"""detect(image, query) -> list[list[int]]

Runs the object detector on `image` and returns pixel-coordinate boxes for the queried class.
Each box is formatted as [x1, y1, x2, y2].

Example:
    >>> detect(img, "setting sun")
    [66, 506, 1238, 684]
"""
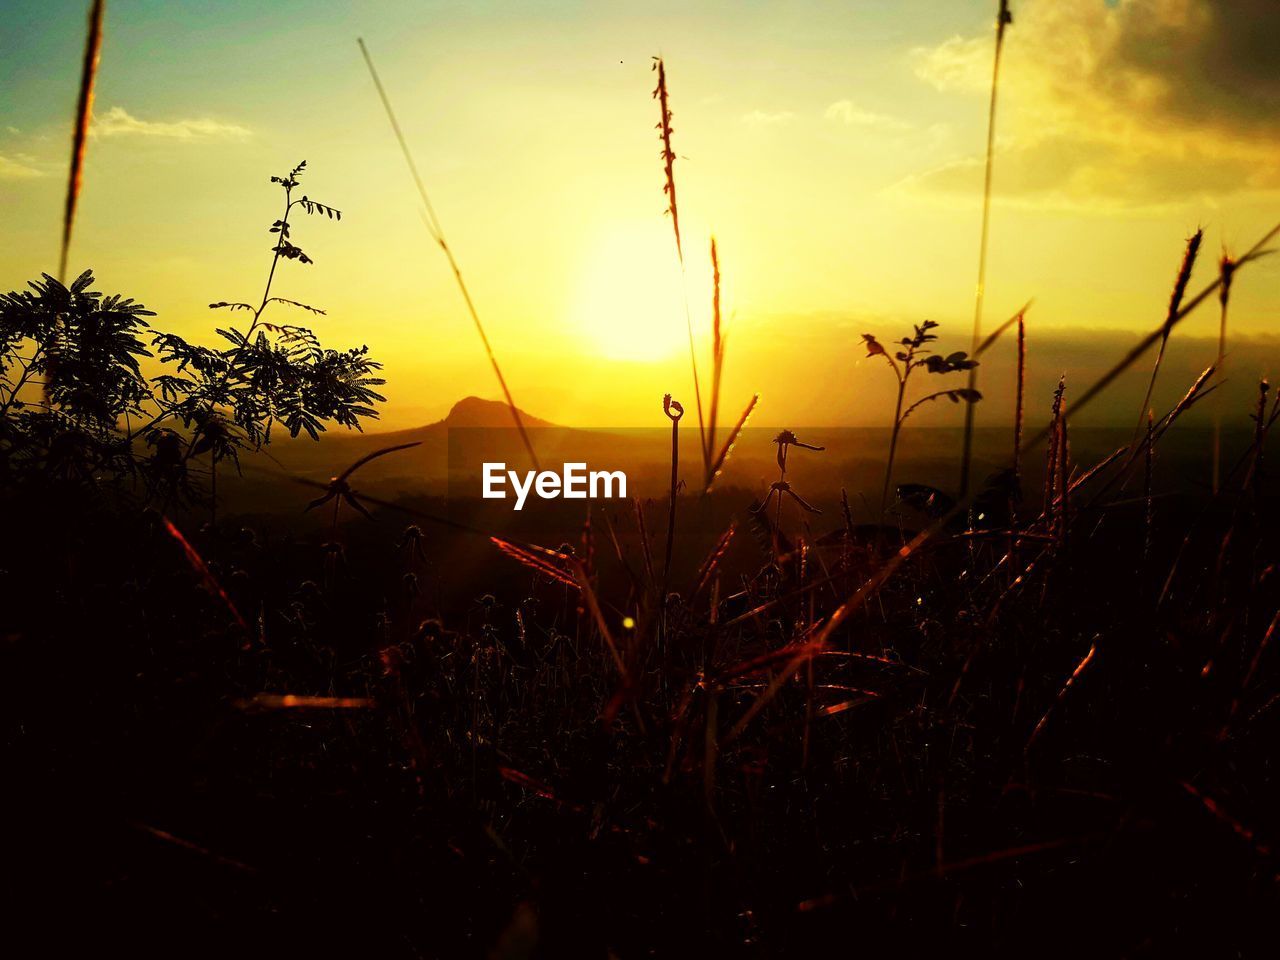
[568, 218, 713, 363]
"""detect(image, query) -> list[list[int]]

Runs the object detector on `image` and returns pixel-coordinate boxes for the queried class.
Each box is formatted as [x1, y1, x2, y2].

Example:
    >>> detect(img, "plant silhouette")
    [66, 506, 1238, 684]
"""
[0, 162, 384, 503]
[862, 319, 980, 514]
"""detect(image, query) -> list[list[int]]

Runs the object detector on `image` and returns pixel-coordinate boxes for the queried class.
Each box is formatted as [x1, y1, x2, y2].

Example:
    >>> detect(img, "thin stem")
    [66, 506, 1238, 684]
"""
[1212, 256, 1236, 494]
[1143, 410, 1154, 564]
[0, 344, 43, 417]
[882, 377, 907, 515]
[661, 395, 684, 609]
[680, 271, 708, 469]
[251, 189, 295, 327]
[706, 237, 723, 476]
[1009, 313, 1025, 573]
[901, 388, 967, 424]
[358, 38, 540, 472]
[58, 0, 104, 283]
[959, 1, 1011, 497]
[662, 414, 680, 600]
[774, 445, 788, 553]
[1013, 314, 1025, 487]
[174, 187, 296, 476]
[1135, 230, 1203, 443]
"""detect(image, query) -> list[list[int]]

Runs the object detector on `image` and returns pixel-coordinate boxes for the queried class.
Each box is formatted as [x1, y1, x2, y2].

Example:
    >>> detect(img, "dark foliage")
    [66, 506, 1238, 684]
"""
[0, 163, 384, 500]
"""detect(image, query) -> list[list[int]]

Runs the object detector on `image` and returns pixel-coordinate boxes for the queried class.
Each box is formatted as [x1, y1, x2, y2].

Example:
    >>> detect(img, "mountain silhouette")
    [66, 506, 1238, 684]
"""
[435, 396, 555, 430]
[251, 397, 559, 488]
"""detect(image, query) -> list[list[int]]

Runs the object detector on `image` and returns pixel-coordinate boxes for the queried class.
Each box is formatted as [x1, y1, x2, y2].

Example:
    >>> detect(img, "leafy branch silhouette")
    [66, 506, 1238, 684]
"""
[0, 162, 384, 506]
[862, 319, 980, 514]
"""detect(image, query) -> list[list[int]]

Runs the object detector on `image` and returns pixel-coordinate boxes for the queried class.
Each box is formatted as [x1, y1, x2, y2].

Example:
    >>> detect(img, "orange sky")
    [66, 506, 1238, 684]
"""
[3, 0, 1279, 429]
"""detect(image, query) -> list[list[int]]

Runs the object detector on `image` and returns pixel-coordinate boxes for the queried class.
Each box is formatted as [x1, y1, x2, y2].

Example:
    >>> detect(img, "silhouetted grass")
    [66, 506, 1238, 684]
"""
[359, 38, 541, 472]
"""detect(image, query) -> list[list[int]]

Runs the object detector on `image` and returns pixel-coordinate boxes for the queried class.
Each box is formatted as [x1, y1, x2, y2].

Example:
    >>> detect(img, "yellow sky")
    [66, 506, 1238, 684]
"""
[3, 0, 1279, 429]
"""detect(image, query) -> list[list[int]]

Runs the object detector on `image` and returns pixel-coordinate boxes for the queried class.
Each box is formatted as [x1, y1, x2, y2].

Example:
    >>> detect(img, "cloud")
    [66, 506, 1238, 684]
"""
[0, 153, 44, 179]
[823, 99, 910, 130]
[92, 106, 251, 141]
[741, 102, 913, 136]
[1095, 0, 1280, 133]
[911, 34, 991, 96]
[741, 109, 795, 127]
[905, 0, 1280, 207]
[898, 133, 1278, 213]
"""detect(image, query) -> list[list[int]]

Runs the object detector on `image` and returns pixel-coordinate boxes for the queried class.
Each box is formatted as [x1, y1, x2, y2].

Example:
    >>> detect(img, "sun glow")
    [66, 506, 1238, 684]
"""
[568, 219, 706, 362]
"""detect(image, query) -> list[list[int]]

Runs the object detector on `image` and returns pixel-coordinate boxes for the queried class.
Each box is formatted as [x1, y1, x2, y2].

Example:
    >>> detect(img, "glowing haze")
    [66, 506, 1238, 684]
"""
[2, 0, 1279, 428]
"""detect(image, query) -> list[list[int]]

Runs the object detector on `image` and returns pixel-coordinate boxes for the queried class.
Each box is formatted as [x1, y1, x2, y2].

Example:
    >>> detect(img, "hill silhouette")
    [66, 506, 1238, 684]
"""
[254, 396, 559, 487]
[434, 396, 555, 430]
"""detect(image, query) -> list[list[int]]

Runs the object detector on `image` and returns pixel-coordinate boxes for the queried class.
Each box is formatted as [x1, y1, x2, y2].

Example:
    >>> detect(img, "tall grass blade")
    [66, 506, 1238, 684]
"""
[1027, 219, 1280, 448]
[652, 57, 683, 264]
[358, 38, 540, 470]
[706, 237, 723, 466]
[661, 394, 683, 602]
[1026, 640, 1097, 755]
[703, 393, 758, 494]
[975, 300, 1032, 356]
[652, 57, 707, 461]
[1013, 311, 1026, 488]
[1213, 251, 1237, 494]
[1143, 409, 1155, 563]
[60, 0, 104, 284]
[161, 515, 247, 629]
[1044, 377, 1065, 526]
[959, 0, 1013, 496]
[689, 521, 735, 603]
[47, 0, 105, 406]
[490, 537, 578, 589]
[1134, 228, 1202, 439]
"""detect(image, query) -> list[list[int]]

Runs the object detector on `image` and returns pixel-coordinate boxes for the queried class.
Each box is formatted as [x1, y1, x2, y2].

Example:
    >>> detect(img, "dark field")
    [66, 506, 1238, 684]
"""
[5, 408, 1280, 957]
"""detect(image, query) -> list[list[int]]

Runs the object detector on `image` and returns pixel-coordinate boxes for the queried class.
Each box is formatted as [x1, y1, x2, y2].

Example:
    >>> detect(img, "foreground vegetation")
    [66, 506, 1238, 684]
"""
[4, 250, 1280, 956]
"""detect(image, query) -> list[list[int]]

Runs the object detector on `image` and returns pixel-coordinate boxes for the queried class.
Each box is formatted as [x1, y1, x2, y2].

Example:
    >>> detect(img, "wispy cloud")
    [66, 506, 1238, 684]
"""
[823, 99, 909, 130]
[910, 34, 991, 96]
[741, 109, 795, 127]
[0, 153, 44, 179]
[92, 106, 251, 141]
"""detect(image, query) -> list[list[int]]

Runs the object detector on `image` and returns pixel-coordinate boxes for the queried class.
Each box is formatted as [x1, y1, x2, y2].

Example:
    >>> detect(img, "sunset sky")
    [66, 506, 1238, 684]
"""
[3, 0, 1279, 428]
